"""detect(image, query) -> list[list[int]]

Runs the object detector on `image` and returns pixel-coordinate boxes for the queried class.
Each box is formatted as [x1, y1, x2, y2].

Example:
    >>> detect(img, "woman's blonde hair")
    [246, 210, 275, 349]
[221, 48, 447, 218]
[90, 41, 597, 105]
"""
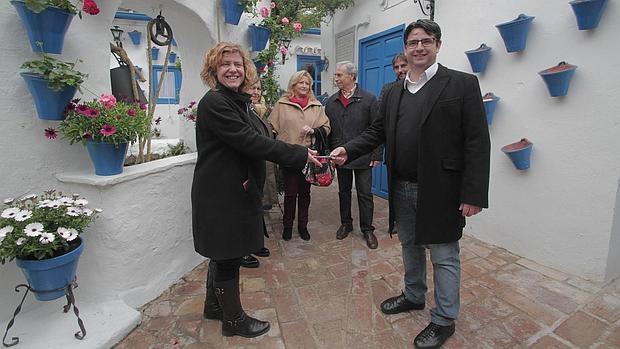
[283, 70, 317, 101]
[200, 42, 257, 90]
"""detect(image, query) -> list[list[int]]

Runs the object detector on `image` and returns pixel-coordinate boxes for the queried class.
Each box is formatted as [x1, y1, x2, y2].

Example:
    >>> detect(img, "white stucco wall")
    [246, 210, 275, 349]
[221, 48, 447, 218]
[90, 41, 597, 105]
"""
[322, 0, 620, 281]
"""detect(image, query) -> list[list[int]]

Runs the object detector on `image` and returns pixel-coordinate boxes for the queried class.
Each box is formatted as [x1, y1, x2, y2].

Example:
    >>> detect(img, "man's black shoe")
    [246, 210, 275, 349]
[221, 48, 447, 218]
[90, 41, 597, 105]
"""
[254, 247, 270, 257]
[336, 224, 353, 240]
[282, 227, 292, 241]
[363, 231, 378, 249]
[380, 292, 425, 314]
[299, 227, 311, 241]
[414, 322, 455, 348]
[240, 255, 259, 268]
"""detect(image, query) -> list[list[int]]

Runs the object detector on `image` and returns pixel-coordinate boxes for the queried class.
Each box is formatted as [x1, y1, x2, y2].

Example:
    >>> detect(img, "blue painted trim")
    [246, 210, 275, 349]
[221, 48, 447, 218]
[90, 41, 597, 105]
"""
[358, 24, 405, 95]
[302, 28, 321, 35]
[152, 65, 182, 104]
[297, 55, 323, 96]
[114, 12, 152, 21]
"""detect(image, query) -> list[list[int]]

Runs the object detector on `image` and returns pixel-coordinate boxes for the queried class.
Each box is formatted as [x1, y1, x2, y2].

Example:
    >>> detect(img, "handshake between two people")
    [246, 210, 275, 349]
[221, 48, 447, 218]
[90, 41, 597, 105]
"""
[306, 146, 348, 167]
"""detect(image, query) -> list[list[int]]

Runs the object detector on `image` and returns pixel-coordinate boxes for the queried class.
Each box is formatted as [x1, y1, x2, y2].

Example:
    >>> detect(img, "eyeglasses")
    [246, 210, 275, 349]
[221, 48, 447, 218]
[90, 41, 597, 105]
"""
[405, 38, 436, 49]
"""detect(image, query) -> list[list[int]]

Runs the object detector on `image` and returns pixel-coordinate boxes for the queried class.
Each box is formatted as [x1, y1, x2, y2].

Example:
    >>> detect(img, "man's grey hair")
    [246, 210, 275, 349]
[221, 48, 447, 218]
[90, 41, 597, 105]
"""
[336, 61, 357, 81]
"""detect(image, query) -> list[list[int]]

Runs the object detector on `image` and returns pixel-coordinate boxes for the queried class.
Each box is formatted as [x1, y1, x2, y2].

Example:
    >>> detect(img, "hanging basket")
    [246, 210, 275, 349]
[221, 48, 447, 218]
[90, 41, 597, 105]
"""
[128, 30, 142, 45]
[538, 61, 578, 97]
[501, 138, 533, 170]
[569, 0, 608, 30]
[495, 14, 535, 53]
[222, 0, 244, 25]
[20, 72, 77, 120]
[11, 0, 75, 54]
[169, 51, 177, 63]
[465, 44, 492, 73]
[16, 238, 84, 301]
[86, 141, 128, 176]
[151, 47, 160, 60]
[249, 24, 271, 51]
[482, 92, 500, 125]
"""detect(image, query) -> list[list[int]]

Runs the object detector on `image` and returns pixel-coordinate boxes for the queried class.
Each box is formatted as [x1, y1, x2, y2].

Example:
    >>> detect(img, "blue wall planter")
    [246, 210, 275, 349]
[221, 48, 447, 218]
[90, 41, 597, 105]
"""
[16, 239, 84, 301]
[128, 30, 142, 45]
[151, 47, 160, 60]
[465, 44, 492, 73]
[222, 0, 244, 25]
[495, 14, 535, 53]
[538, 61, 577, 97]
[249, 24, 271, 51]
[482, 92, 500, 125]
[86, 141, 128, 176]
[570, 0, 608, 30]
[11, 0, 75, 54]
[169, 51, 177, 63]
[254, 60, 266, 72]
[502, 138, 533, 170]
[20, 72, 77, 120]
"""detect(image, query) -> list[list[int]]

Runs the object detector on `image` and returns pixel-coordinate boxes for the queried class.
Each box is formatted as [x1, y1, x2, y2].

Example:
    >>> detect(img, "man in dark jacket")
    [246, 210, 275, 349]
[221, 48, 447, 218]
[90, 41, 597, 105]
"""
[331, 20, 490, 348]
[325, 61, 382, 249]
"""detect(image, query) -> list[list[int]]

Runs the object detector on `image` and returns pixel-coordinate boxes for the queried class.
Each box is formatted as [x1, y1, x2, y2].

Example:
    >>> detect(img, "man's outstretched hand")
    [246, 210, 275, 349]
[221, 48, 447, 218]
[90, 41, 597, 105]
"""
[330, 147, 348, 166]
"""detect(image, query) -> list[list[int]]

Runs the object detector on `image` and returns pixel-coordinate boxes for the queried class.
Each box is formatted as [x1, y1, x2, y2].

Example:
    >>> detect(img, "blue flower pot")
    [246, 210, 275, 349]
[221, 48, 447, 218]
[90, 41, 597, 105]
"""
[538, 62, 578, 97]
[86, 141, 128, 176]
[222, 0, 244, 25]
[16, 239, 84, 301]
[20, 72, 77, 120]
[11, 0, 75, 54]
[151, 47, 160, 60]
[169, 51, 177, 63]
[495, 14, 535, 53]
[502, 139, 533, 170]
[482, 92, 500, 125]
[254, 60, 266, 72]
[128, 30, 141, 45]
[465, 44, 492, 73]
[249, 24, 271, 51]
[570, 0, 608, 30]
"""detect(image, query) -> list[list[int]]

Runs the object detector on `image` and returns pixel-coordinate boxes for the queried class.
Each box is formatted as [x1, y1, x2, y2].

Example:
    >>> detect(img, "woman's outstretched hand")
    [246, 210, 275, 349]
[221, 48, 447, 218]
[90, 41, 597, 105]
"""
[307, 149, 322, 166]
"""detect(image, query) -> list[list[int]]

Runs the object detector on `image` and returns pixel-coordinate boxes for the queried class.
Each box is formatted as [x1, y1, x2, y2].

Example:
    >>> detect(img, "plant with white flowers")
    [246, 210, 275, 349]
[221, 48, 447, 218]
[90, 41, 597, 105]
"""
[0, 190, 101, 263]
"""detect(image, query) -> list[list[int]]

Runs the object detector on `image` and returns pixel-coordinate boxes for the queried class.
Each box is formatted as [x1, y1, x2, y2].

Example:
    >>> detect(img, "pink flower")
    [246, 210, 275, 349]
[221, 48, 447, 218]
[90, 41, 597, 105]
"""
[293, 22, 303, 32]
[82, 132, 92, 140]
[189, 101, 196, 107]
[99, 94, 117, 109]
[100, 124, 117, 137]
[82, 0, 99, 15]
[177, 108, 186, 115]
[187, 114, 196, 122]
[44, 128, 58, 139]
[279, 46, 289, 55]
[271, 2, 276, 8]
[76, 104, 89, 115]
[267, 60, 274, 68]
[259, 7, 270, 18]
[86, 108, 100, 118]
[127, 108, 136, 117]
[281, 17, 289, 25]
[139, 102, 147, 110]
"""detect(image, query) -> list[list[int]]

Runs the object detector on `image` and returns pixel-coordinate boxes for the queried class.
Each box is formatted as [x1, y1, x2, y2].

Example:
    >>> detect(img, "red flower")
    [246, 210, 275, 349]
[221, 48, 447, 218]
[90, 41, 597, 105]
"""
[139, 102, 147, 110]
[127, 108, 136, 117]
[177, 108, 186, 115]
[100, 124, 117, 137]
[82, 0, 100, 15]
[44, 128, 58, 139]
[86, 108, 100, 118]
[187, 114, 196, 122]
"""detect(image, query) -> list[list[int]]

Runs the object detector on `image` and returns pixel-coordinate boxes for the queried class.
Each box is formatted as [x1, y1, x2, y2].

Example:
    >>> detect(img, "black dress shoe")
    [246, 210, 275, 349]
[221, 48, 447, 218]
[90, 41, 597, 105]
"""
[363, 231, 378, 249]
[254, 247, 270, 257]
[380, 292, 425, 314]
[240, 255, 259, 268]
[336, 224, 353, 240]
[414, 322, 455, 349]
[298, 227, 310, 241]
[282, 227, 292, 241]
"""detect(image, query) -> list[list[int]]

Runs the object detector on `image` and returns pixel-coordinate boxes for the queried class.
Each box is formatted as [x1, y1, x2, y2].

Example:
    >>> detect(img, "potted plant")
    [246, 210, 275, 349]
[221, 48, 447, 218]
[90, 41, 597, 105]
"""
[55, 94, 151, 175]
[464, 43, 492, 74]
[538, 61, 578, 97]
[570, 0, 608, 30]
[151, 46, 160, 60]
[482, 92, 500, 125]
[495, 14, 535, 53]
[222, 0, 244, 25]
[10, 0, 100, 54]
[128, 30, 142, 45]
[249, 23, 271, 51]
[501, 138, 533, 170]
[20, 52, 87, 120]
[0, 191, 100, 301]
[177, 100, 197, 123]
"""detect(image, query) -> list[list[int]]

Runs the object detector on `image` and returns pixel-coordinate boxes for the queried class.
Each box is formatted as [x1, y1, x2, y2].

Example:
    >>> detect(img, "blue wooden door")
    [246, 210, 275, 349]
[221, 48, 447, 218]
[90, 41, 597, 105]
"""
[359, 25, 405, 199]
[297, 55, 322, 96]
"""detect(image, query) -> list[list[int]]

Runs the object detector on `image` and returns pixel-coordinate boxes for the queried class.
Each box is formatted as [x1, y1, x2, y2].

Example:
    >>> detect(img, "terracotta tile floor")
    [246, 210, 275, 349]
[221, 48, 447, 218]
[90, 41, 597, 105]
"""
[115, 184, 620, 349]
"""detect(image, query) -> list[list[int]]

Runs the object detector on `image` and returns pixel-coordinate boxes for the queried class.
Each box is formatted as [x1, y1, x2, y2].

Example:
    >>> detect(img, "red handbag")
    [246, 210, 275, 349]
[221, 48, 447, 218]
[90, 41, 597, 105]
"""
[303, 156, 335, 186]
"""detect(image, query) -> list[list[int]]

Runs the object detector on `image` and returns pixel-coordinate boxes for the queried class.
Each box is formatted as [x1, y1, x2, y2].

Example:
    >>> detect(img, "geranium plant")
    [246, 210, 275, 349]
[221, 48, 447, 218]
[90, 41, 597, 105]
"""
[0, 191, 100, 263]
[21, 0, 100, 16]
[55, 94, 151, 145]
[21, 52, 87, 91]
[177, 100, 196, 123]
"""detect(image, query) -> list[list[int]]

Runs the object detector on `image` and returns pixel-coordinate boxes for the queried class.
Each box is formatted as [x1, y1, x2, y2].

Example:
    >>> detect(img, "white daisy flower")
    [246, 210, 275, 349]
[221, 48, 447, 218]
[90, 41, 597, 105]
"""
[58, 197, 74, 205]
[57, 227, 78, 241]
[15, 238, 26, 246]
[0, 226, 14, 238]
[24, 222, 44, 237]
[38, 199, 53, 208]
[1, 207, 20, 219]
[94, 208, 103, 213]
[81, 208, 94, 216]
[66, 207, 82, 217]
[72, 194, 80, 199]
[21, 194, 37, 201]
[14, 210, 33, 222]
[39, 232, 55, 244]
[48, 200, 62, 209]
[74, 199, 88, 207]
[3, 198, 15, 205]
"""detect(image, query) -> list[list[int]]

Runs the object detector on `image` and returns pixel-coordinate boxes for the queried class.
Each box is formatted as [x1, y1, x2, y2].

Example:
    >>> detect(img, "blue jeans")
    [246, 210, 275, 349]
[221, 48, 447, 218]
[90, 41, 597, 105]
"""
[393, 179, 460, 326]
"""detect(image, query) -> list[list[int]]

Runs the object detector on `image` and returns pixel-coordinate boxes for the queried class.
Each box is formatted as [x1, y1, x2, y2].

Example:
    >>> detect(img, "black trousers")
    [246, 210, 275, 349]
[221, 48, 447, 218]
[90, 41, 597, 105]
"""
[336, 167, 375, 233]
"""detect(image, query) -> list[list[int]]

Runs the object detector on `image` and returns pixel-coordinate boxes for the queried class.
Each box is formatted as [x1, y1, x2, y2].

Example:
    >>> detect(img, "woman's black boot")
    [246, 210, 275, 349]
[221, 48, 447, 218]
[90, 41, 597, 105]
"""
[282, 227, 293, 241]
[214, 277, 270, 338]
[203, 261, 223, 320]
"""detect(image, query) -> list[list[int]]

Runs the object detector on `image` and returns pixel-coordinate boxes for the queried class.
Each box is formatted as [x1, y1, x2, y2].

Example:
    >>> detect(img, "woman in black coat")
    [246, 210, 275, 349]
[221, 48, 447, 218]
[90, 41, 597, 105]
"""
[192, 42, 319, 338]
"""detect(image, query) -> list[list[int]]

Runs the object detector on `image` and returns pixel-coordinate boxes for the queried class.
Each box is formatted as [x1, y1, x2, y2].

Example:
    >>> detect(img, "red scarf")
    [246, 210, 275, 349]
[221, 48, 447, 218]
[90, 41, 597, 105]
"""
[289, 95, 309, 109]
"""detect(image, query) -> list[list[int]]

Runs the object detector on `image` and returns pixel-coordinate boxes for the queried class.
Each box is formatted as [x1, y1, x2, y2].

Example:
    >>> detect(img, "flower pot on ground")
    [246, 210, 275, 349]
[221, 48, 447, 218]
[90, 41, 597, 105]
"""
[86, 141, 128, 176]
[222, 0, 244, 25]
[20, 54, 86, 120]
[482, 92, 500, 125]
[501, 138, 533, 170]
[128, 30, 142, 45]
[495, 14, 535, 53]
[465, 44, 492, 73]
[249, 24, 271, 51]
[538, 61, 578, 97]
[151, 47, 160, 60]
[169, 51, 177, 63]
[570, 0, 608, 30]
[11, 0, 75, 54]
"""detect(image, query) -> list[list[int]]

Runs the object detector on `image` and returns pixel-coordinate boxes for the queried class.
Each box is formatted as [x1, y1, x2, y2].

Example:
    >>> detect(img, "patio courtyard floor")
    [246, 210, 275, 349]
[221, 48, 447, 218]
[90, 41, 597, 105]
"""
[115, 184, 620, 349]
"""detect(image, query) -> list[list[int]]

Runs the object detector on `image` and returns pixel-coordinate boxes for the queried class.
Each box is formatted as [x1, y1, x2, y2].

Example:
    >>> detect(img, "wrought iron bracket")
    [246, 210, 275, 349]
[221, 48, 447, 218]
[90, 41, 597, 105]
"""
[413, 0, 436, 21]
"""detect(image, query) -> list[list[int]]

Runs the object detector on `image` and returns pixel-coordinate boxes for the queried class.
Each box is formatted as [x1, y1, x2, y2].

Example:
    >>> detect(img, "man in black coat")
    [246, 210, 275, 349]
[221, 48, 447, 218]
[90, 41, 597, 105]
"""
[331, 20, 490, 348]
[325, 61, 382, 249]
